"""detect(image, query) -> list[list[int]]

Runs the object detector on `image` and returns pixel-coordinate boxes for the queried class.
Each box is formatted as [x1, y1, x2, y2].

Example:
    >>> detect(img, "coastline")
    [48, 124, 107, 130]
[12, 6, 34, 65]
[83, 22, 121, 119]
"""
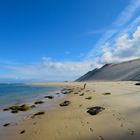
[1, 81, 140, 140]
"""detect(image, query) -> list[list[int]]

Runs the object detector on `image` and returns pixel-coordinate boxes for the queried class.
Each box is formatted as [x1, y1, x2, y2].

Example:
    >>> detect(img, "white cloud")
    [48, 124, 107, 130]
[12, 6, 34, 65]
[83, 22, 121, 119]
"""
[99, 26, 140, 63]
[87, 0, 140, 59]
[0, 58, 100, 81]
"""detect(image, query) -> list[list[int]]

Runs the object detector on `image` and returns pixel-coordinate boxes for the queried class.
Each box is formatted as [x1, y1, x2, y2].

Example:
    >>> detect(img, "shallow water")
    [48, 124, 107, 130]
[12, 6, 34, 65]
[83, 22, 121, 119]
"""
[0, 83, 61, 109]
[0, 83, 63, 124]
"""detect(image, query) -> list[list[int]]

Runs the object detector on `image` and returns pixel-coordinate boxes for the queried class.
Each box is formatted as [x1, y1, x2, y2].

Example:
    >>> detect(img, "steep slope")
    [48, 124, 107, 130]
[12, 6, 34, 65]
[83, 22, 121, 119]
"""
[76, 58, 140, 81]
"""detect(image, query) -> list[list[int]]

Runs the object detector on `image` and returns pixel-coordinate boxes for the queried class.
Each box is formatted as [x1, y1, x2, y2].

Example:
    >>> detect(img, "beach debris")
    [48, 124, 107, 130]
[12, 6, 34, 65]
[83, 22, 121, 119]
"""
[56, 92, 60, 95]
[85, 96, 92, 100]
[3, 123, 10, 127]
[102, 92, 111, 95]
[59, 100, 71, 107]
[87, 106, 105, 115]
[44, 95, 54, 99]
[34, 101, 44, 105]
[79, 93, 84, 96]
[31, 111, 45, 118]
[135, 83, 140, 85]
[20, 130, 26, 134]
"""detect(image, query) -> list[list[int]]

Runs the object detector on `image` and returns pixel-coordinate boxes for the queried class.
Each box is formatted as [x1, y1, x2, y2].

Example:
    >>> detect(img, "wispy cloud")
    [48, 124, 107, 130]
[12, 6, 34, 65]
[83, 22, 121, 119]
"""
[0, 58, 100, 82]
[87, 0, 140, 59]
[114, 0, 140, 26]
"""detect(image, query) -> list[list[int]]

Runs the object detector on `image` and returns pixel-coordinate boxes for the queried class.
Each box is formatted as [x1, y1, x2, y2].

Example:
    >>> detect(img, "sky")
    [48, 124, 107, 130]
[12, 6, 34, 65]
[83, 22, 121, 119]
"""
[0, 0, 140, 82]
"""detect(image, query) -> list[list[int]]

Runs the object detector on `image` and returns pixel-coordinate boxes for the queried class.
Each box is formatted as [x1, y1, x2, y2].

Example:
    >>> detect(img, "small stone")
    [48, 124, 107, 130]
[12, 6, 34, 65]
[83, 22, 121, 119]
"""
[31, 111, 45, 118]
[11, 110, 19, 114]
[79, 93, 84, 96]
[20, 130, 25, 134]
[102, 92, 111, 95]
[60, 100, 71, 107]
[44, 95, 54, 99]
[3, 108, 10, 111]
[3, 123, 10, 127]
[135, 83, 140, 85]
[19, 104, 31, 111]
[34, 101, 44, 105]
[30, 105, 36, 108]
[85, 96, 92, 100]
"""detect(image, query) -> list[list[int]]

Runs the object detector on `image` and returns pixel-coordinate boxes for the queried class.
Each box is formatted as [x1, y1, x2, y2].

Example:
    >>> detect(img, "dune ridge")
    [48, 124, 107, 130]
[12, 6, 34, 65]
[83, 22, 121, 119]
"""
[76, 58, 140, 81]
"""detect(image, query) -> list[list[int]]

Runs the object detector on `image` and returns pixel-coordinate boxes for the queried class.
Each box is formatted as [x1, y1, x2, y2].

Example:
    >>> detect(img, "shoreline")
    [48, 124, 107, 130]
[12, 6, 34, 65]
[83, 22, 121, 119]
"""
[0, 85, 65, 125]
[0, 81, 140, 140]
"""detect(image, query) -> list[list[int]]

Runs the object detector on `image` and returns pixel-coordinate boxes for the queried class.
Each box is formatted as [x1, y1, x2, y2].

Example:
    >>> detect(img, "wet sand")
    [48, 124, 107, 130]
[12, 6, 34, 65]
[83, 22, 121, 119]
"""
[0, 81, 140, 140]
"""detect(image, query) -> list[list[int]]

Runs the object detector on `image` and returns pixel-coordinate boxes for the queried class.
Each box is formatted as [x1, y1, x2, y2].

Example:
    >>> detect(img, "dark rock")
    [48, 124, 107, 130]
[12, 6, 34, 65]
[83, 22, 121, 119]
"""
[20, 130, 25, 134]
[135, 83, 140, 85]
[9, 105, 19, 110]
[34, 101, 44, 104]
[3, 108, 10, 111]
[31, 111, 45, 118]
[79, 93, 84, 96]
[74, 92, 79, 94]
[61, 88, 73, 94]
[102, 92, 111, 95]
[9, 104, 31, 113]
[44, 95, 54, 99]
[3, 123, 10, 127]
[18, 104, 31, 111]
[61, 91, 70, 94]
[30, 105, 36, 108]
[85, 96, 92, 100]
[87, 106, 105, 115]
[56, 92, 60, 95]
[59, 100, 71, 107]
[11, 110, 19, 114]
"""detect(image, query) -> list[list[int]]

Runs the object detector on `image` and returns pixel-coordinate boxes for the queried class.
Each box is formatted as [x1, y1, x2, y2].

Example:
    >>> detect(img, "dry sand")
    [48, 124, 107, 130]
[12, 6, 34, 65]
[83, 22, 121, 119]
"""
[0, 81, 140, 140]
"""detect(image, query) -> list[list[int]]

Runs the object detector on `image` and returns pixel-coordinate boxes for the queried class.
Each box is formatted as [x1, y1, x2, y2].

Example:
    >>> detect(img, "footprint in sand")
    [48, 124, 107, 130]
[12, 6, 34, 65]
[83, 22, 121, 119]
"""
[120, 123, 123, 127]
[99, 136, 104, 140]
[80, 121, 84, 127]
[33, 122, 37, 125]
[89, 128, 93, 133]
[128, 128, 135, 135]
[112, 111, 135, 136]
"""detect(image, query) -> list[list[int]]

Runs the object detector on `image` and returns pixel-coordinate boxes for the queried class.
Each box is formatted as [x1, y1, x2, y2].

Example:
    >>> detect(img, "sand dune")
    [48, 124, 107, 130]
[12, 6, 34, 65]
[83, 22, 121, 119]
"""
[76, 58, 140, 81]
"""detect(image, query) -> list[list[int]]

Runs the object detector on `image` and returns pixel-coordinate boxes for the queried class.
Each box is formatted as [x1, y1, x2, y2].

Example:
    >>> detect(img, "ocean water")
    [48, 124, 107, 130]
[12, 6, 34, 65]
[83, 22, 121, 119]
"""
[0, 83, 61, 109]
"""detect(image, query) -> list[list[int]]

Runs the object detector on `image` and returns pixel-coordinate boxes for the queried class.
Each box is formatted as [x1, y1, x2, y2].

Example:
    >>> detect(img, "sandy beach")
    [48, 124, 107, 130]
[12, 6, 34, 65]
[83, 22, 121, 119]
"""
[0, 81, 140, 140]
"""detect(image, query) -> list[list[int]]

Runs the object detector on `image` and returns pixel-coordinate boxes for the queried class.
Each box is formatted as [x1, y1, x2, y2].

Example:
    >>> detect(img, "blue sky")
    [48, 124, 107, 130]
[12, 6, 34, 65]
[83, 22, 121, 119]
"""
[0, 0, 140, 82]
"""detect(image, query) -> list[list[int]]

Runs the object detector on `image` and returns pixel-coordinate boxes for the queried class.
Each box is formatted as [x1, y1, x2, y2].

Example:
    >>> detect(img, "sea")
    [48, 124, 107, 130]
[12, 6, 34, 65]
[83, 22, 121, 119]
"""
[0, 83, 62, 124]
[0, 83, 61, 109]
